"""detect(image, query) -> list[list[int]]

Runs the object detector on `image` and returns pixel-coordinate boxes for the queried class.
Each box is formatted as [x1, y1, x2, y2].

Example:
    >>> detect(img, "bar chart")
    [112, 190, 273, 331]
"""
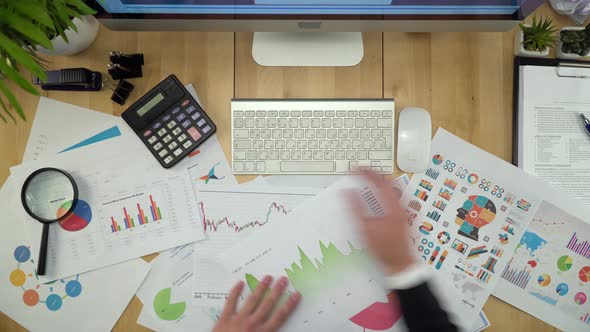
[566, 232, 590, 260]
[109, 194, 165, 233]
[500, 258, 531, 289]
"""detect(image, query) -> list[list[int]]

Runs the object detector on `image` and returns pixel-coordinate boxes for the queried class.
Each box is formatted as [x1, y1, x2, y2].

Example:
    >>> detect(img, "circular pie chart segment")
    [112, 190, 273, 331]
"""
[579, 266, 590, 283]
[574, 292, 587, 305]
[557, 255, 573, 271]
[154, 288, 186, 321]
[556, 283, 569, 296]
[538, 274, 551, 287]
[57, 200, 92, 232]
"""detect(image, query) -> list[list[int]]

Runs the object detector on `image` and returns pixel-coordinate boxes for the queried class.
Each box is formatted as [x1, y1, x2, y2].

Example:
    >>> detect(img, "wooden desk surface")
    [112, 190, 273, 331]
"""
[1, 3, 584, 331]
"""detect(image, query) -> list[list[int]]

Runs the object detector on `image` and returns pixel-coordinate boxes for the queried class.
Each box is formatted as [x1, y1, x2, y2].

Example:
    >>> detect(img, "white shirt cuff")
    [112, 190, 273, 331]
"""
[383, 263, 432, 290]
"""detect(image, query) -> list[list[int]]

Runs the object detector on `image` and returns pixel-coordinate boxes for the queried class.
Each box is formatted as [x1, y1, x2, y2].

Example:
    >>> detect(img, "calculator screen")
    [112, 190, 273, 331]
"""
[137, 92, 165, 117]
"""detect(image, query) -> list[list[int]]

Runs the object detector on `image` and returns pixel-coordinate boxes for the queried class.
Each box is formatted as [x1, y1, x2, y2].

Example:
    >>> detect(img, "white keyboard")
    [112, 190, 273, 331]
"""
[231, 99, 395, 174]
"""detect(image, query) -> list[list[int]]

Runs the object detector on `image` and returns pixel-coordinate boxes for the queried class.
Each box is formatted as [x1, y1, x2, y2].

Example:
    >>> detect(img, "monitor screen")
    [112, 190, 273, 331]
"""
[98, 0, 527, 16]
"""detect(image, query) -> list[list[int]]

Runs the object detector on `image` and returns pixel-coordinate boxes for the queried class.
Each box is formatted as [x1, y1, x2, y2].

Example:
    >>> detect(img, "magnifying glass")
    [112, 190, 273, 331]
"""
[21, 168, 78, 276]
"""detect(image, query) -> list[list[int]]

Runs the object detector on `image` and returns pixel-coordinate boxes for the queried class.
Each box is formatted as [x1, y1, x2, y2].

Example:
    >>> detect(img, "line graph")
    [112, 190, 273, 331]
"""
[200, 202, 288, 233]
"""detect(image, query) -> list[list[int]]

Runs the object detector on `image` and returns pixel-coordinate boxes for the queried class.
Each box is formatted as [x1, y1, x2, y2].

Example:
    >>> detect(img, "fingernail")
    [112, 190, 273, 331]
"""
[278, 276, 289, 286]
[263, 275, 273, 284]
[234, 280, 244, 290]
[289, 292, 301, 303]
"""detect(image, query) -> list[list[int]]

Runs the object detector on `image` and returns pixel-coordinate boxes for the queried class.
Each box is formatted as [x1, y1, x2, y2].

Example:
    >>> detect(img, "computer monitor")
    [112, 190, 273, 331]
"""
[95, 1, 543, 66]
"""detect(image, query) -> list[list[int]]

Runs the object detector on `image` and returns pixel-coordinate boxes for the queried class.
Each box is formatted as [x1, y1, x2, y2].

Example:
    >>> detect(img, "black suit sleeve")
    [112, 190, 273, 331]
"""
[395, 282, 459, 332]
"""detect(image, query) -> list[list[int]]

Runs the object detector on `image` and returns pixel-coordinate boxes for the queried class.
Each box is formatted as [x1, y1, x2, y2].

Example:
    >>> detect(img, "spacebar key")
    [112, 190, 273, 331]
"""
[280, 161, 335, 172]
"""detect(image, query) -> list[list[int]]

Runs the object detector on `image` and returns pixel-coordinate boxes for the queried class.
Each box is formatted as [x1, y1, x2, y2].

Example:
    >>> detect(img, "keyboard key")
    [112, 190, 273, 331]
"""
[143, 130, 152, 137]
[322, 118, 332, 128]
[234, 150, 246, 160]
[302, 111, 312, 117]
[308, 140, 319, 149]
[234, 161, 244, 172]
[361, 129, 371, 139]
[163, 114, 171, 122]
[203, 126, 212, 134]
[359, 110, 370, 117]
[327, 129, 338, 139]
[158, 149, 168, 157]
[383, 110, 393, 117]
[245, 161, 255, 172]
[358, 150, 368, 160]
[333, 118, 343, 128]
[181, 99, 190, 107]
[157, 128, 167, 137]
[355, 118, 365, 128]
[272, 129, 282, 139]
[172, 127, 182, 136]
[269, 150, 279, 160]
[183, 141, 193, 149]
[325, 110, 335, 117]
[300, 118, 310, 128]
[371, 110, 381, 117]
[302, 151, 312, 160]
[348, 111, 358, 117]
[350, 129, 359, 139]
[291, 111, 301, 117]
[281, 161, 334, 172]
[268, 110, 278, 117]
[261, 129, 271, 139]
[186, 105, 196, 114]
[316, 129, 326, 139]
[178, 134, 188, 142]
[294, 129, 304, 139]
[256, 118, 266, 128]
[313, 111, 323, 117]
[371, 166, 381, 172]
[245, 118, 255, 128]
[330, 141, 339, 149]
[164, 156, 174, 165]
[153, 122, 162, 130]
[275, 140, 286, 149]
[256, 162, 266, 172]
[247, 150, 257, 159]
[267, 118, 277, 128]
[176, 113, 186, 121]
[283, 129, 293, 139]
[253, 140, 263, 149]
[279, 111, 289, 117]
[234, 140, 252, 149]
[369, 150, 393, 160]
[313, 150, 323, 160]
[258, 150, 268, 160]
[335, 150, 346, 160]
[297, 140, 307, 149]
[234, 111, 244, 117]
[378, 118, 392, 128]
[336, 110, 346, 117]
[172, 107, 181, 114]
[163, 135, 173, 143]
[174, 148, 183, 156]
[264, 140, 274, 149]
[153, 142, 163, 151]
[325, 150, 335, 160]
[289, 118, 299, 128]
[372, 129, 381, 138]
[375, 140, 386, 149]
[364, 141, 373, 149]
[353, 140, 362, 149]
[280, 151, 290, 160]
[305, 129, 315, 139]
[286, 140, 296, 150]
[366, 118, 377, 128]
[278, 118, 288, 128]
[148, 136, 157, 144]
[371, 161, 381, 167]
[168, 142, 178, 150]
[167, 121, 177, 129]
[292, 151, 301, 160]
[192, 112, 202, 121]
[346, 150, 356, 160]
[382, 166, 393, 173]
[319, 140, 330, 149]
[250, 129, 260, 139]
[338, 129, 348, 139]
[197, 119, 207, 127]
[256, 110, 267, 117]
[188, 127, 202, 141]
[182, 120, 191, 128]
[245, 111, 255, 117]
[349, 161, 360, 171]
[341, 140, 351, 149]
[344, 118, 354, 128]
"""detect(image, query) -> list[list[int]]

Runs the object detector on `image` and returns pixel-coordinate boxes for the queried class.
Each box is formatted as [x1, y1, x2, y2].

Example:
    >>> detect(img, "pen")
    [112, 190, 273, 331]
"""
[582, 113, 590, 137]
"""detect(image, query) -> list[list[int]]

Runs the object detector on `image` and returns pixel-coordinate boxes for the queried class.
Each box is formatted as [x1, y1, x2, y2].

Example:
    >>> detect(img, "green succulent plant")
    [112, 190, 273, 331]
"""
[0, 0, 96, 123]
[520, 16, 558, 52]
[560, 24, 590, 57]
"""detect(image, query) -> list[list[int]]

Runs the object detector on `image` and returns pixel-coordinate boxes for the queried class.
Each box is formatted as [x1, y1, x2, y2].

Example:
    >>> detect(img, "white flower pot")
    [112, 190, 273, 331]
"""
[557, 27, 590, 60]
[514, 27, 550, 58]
[37, 15, 99, 56]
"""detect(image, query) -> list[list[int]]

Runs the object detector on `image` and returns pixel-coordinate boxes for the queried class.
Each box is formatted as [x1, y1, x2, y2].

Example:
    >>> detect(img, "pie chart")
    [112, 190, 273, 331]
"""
[574, 292, 587, 305]
[557, 255, 573, 271]
[556, 283, 569, 296]
[57, 200, 92, 232]
[154, 288, 186, 321]
[432, 154, 443, 165]
[537, 274, 551, 286]
[579, 266, 590, 283]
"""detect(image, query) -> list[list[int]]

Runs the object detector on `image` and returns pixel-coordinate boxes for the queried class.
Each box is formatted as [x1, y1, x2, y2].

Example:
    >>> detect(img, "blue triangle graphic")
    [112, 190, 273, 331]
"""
[59, 126, 121, 154]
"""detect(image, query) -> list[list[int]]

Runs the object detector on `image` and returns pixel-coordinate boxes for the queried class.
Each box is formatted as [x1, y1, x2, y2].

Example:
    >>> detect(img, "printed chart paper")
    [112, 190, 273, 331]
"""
[0, 178, 151, 332]
[401, 129, 543, 325]
[11, 147, 203, 283]
[192, 186, 320, 305]
[493, 199, 590, 330]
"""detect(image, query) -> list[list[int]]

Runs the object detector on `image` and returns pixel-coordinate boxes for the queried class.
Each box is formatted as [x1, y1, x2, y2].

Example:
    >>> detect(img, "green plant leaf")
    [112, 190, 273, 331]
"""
[0, 33, 46, 80]
[0, 96, 16, 123]
[67, 0, 97, 15]
[0, 81, 26, 121]
[13, 1, 54, 28]
[0, 59, 40, 95]
[0, 10, 53, 49]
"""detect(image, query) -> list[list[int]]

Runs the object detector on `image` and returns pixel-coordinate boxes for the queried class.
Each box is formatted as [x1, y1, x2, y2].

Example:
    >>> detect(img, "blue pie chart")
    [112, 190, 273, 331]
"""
[57, 200, 92, 232]
[556, 283, 569, 296]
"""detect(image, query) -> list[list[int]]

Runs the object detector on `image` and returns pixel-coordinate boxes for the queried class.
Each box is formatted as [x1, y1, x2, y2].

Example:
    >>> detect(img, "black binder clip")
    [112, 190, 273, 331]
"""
[109, 51, 144, 67]
[107, 63, 143, 80]
[104, 79, 134, 105]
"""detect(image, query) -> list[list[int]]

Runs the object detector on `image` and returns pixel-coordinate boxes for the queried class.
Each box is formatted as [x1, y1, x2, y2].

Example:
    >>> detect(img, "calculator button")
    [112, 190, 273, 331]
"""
[157, 128, 167, 137]
[172, 127, 182, 136]
[196, 119, 207, 127]
[143, 130, 152, 137]
[186, 105, 196, 114]
[183, 140, 192, 149]
[158, 149, 168, 157]
[191, 112, 202, 121]
[202, 125, 212, 134]
[163, 135, 173, 143]
[182, 120, 191, 128]
[182, 99, 190, 107]
[153, 122, 162, 130]
[164, 156, 174, 165]
[163, 114, 171, 121]
[148, 136, 158, 144]
[167, 121, 177, 129]
[172, 107, 181, 114]
[153, 142, 163, 151]
[174, 148, 183, 156]
[176, 113, 186, 122]
[168, 142, 178, 150]
[187, 127, 202, 141]
[178, 134, 188, 142]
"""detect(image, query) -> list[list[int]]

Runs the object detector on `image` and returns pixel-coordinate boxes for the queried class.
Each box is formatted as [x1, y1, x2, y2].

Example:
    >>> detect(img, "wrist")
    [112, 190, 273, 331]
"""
[384, 262, 431, 290]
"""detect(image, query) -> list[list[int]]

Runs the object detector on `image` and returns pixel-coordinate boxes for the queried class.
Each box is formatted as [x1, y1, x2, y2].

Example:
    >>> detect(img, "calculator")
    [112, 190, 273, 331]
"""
[122, 75, 216, 168]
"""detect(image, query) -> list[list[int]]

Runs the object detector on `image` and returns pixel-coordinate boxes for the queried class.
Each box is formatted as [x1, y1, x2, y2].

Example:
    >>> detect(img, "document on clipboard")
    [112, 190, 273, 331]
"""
[515, 57, 590, 205]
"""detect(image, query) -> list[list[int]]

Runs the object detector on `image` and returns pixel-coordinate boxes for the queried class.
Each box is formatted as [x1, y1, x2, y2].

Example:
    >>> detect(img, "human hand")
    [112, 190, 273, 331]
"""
[213, 276, 301, 332]
[347, 171, 414, 274]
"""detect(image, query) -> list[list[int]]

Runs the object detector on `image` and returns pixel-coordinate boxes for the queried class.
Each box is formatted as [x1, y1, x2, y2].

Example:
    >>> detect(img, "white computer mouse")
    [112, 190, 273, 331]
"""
[397, 107, 432, 173]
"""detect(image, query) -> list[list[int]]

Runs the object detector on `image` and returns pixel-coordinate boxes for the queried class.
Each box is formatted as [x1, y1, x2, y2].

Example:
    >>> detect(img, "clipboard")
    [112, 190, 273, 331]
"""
[512, 56, 590, 166]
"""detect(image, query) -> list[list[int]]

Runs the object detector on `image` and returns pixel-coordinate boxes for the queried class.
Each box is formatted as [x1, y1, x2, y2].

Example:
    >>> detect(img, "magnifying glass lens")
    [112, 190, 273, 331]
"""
[23, 170, 76, 221]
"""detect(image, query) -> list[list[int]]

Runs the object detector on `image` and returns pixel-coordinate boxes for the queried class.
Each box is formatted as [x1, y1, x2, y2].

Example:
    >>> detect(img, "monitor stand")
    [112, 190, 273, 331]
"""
[252, 32, 364, 67]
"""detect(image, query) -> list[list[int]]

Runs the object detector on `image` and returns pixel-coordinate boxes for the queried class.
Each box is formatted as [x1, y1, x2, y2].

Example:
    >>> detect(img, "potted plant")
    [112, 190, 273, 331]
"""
[0, 0, 96, 123]
[515, 16, 558, 57]
[558, 23, 590, 59]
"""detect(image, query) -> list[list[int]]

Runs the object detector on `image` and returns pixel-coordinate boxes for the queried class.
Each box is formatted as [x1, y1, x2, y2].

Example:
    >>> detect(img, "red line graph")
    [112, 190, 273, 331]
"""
[200, 201, 288, 233]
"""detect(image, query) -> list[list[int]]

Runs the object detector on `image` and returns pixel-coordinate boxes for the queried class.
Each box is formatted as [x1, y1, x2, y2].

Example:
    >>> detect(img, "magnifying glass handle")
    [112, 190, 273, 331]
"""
[37, 224, 49, 276]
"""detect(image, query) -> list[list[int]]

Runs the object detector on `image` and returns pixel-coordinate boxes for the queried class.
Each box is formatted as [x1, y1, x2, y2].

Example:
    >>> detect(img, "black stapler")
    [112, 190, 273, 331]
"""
[33, 68, 102, 91]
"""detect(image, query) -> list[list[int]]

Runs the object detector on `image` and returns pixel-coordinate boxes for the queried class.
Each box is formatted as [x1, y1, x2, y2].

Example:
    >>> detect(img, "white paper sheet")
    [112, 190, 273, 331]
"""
[519, 65, 590, 205]
[0, 177, 151, 332]
[11, 143, 203, 283]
